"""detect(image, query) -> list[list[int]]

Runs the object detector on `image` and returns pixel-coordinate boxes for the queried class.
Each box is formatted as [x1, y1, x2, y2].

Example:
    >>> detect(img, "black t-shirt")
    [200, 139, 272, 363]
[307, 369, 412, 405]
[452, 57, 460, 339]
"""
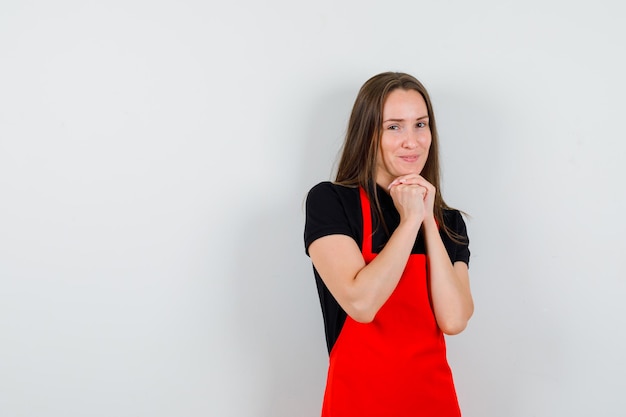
[304, 181, 470, 353]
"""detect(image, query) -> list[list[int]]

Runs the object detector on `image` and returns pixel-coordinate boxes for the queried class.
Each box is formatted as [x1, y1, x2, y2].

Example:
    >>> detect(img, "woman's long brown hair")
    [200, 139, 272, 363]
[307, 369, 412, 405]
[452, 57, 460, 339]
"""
[335, 72, 465, 243]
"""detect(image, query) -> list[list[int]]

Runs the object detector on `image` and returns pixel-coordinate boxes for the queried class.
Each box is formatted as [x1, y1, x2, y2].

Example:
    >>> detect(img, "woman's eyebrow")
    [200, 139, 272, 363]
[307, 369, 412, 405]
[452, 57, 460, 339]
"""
[383, 115, 429, 123]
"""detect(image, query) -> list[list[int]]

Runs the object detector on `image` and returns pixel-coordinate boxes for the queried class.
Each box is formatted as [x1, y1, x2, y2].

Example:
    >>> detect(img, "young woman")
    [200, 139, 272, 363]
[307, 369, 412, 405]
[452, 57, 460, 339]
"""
[304, 72, 473, 416]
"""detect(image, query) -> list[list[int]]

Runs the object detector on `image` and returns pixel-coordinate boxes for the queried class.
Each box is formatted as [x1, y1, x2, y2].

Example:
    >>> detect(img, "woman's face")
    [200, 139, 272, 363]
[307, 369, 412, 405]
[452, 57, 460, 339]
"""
[376, 89, 432, 188]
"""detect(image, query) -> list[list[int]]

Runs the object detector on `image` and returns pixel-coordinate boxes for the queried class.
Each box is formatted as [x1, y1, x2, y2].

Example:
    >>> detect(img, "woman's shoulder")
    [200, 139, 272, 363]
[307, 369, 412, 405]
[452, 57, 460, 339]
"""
[308, 181, 358, 195]
[442, 207, 466, 228]
[307, 181, 359, 204]
[304, 181, 362, 254]
[441, 207, 470, 264]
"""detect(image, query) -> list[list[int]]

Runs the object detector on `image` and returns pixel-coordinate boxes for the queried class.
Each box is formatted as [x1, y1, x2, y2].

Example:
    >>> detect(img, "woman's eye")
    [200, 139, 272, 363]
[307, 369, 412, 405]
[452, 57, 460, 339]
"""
[417, 122, 426, 128]
[387, 125, 399, 130]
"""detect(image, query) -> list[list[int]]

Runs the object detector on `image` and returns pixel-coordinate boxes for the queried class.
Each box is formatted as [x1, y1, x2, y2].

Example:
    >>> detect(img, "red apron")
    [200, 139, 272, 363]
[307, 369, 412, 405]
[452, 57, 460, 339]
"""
[321, 187, 461, 417]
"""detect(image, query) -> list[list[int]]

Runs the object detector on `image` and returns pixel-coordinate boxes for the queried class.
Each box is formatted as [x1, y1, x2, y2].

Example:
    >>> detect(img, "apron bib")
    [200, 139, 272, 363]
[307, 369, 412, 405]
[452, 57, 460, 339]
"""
[321, 187, 460, 417]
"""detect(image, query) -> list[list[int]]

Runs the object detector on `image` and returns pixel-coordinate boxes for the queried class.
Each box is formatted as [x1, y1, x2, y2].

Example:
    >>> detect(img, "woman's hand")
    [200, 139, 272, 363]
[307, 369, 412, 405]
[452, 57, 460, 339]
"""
[388, 174, 436, 223]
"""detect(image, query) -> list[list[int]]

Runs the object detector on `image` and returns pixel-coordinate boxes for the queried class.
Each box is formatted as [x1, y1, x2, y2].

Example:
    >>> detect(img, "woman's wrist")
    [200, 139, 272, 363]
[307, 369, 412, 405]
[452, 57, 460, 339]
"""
[398, 216, 423, 233]
[422, 215, 438, 231]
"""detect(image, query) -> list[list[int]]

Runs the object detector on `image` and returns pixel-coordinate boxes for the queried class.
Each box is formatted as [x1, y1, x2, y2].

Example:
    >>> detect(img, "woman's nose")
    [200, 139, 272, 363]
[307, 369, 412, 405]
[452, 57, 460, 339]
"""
[402, 132, 419, 148]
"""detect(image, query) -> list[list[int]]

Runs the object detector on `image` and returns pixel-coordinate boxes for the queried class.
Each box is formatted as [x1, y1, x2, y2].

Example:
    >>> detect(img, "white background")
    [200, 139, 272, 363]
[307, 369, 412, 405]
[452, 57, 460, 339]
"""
[1, 1, 625, 416]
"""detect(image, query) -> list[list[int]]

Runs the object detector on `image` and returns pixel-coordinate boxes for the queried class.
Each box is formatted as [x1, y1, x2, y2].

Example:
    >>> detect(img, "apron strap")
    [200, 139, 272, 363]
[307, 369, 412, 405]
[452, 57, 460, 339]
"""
[359, 187, 373, 258]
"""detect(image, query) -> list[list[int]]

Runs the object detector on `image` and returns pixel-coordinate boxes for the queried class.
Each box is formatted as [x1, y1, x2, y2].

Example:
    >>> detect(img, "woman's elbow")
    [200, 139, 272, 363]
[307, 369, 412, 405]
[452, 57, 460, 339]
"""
[351, 312, 376, 324]
[440, 319, 468, 335]
[438, 311, 473, 335]
[346, 301, 378, 324]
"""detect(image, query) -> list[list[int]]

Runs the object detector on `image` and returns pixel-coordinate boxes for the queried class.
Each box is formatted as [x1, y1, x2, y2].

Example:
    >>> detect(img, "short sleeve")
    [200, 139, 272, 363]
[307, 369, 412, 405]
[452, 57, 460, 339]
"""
[442, 209, 471, 266]
[304, 182, 359, 256]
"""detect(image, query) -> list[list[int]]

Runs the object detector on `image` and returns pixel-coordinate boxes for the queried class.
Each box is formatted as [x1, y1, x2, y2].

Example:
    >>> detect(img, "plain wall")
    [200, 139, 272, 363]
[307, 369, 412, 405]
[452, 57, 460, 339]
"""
[1, 1, 625, 416]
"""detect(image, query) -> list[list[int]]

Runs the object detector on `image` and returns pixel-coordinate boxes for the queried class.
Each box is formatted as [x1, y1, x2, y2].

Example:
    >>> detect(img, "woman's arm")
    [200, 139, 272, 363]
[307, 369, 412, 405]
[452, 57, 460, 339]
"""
[308, 184, 425, 323]
[422, 217, 474, 335]
[390, 174, 474, 334]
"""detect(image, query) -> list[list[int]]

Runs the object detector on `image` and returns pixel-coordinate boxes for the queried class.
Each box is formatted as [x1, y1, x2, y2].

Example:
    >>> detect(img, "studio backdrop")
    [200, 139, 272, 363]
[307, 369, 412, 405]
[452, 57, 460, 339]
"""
[1, 1, 624, 416]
